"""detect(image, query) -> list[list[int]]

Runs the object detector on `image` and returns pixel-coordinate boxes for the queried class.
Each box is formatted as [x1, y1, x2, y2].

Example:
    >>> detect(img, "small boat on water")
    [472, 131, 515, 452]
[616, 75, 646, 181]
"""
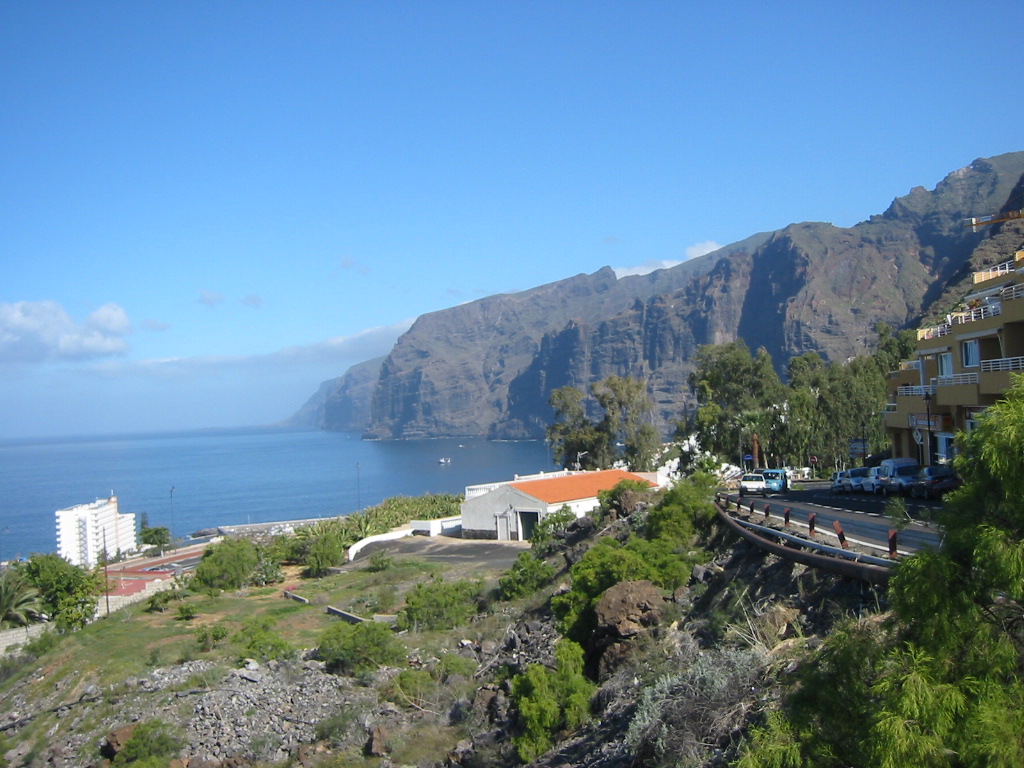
[438, 457, 451, 464]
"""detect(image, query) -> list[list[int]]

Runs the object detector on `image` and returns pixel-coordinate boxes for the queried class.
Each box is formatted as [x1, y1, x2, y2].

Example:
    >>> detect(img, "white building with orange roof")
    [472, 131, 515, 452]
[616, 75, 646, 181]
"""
[460, 468, 659, 541]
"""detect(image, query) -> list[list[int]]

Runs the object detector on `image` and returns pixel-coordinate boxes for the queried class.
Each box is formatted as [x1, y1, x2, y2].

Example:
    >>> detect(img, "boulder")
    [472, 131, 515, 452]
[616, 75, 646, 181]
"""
[594, 580, 665, 639]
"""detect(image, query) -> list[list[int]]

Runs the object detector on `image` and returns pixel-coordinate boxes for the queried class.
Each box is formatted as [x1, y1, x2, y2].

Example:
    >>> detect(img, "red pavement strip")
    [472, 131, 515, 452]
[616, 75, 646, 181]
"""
[104, 543, 206, 597]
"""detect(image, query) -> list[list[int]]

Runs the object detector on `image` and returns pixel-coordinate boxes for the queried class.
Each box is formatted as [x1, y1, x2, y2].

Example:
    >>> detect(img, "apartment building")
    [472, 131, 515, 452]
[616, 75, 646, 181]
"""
[55, 496, 138, 567]
[884, 249, 1024, 465]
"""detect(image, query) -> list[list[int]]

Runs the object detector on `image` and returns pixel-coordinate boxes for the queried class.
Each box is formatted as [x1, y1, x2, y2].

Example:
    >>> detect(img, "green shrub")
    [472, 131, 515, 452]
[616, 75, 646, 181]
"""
[194, 624, 229, 652]
[23, 629, 60, 658]
[530, 506, 576, 555]
[176, 603, 197, 621]
[511, 640, 595, 762]
[111, 719, 183, 765]
[318, 621, 406, 675]
[436, 651, 477, 681]
[552, 537, 659, 642]
[303, 534, 346, 578]
[193, 538, 260, 592]
[499, 552, 556, 600]
[384, 668, 436, 709]
[235, 616, 294, 662]
[397, 578, 481, 631]
[145, 590, 175, 613]
[367, 550, 393, 572]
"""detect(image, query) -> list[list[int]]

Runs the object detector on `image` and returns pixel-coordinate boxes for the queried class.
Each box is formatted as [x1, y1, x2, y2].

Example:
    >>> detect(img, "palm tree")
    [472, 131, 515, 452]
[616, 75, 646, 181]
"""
[0, 569, 43, 628]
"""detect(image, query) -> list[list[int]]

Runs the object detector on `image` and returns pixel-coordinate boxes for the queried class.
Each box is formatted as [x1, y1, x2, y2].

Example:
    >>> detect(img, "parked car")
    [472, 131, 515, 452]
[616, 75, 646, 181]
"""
[878, 457, 921, 495]
[830, 471, 849, 493]
[862, 466, 885, 494]
[759, 468, 788, 494]
[909, 465, 962, 499]
[842, 466, 871, 493]
[739, 473, 768, 497]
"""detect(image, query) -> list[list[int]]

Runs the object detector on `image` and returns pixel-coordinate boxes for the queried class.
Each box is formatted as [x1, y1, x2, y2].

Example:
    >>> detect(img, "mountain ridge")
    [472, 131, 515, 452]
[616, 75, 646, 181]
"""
[291, 151, 1024, 439]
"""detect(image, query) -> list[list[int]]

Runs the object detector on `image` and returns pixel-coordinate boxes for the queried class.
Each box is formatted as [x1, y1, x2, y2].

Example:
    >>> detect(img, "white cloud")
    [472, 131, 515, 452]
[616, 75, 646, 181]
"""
[241, 294, 263, 309]
[198, 290, 225, 308]
[613, 259, 685, 278]
[685, 240, 722, 260]
[0, 300, 131, 364]
[88, 318, 414, 379]
[613, 241, 725, 278]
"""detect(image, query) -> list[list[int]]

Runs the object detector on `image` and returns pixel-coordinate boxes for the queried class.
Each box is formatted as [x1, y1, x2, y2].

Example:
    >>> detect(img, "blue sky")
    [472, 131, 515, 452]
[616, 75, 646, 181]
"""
[2, 2, 1020, 439]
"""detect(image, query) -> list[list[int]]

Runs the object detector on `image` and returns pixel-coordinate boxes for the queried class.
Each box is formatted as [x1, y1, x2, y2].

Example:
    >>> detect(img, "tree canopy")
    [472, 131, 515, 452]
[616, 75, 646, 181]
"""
[546, 375, 660, 471]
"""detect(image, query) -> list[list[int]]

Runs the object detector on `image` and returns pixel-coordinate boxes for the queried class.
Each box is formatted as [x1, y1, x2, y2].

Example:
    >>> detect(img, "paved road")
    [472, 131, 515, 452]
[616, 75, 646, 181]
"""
[726, 482, 944, 554]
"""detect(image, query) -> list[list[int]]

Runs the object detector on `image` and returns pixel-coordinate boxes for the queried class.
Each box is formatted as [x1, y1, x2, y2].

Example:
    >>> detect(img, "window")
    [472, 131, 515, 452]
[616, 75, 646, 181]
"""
[962, 339, 979, 368]
[937, 352, 953, 377]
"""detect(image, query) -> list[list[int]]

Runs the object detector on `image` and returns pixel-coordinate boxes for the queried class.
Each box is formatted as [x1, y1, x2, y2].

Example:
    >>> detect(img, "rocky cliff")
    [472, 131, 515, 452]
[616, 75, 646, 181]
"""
[293, 152, 1024, 439]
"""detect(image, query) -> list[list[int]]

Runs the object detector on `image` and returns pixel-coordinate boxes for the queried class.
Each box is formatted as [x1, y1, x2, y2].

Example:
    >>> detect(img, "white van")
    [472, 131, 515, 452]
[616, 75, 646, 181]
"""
[878, 458, 920, 495]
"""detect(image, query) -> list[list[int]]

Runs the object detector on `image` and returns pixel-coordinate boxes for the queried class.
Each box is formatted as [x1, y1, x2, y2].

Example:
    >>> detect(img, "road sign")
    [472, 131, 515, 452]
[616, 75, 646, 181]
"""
[810, 455, 818, 464]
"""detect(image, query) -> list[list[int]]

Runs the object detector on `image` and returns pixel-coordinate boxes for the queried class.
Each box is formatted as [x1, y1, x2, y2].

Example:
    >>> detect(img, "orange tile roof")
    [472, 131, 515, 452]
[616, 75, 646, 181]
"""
[509, 469, 656, 504]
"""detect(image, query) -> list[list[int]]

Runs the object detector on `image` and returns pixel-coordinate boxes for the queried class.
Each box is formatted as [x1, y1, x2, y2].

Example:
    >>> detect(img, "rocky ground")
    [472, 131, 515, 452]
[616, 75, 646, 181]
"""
[2, 514, 886, 768]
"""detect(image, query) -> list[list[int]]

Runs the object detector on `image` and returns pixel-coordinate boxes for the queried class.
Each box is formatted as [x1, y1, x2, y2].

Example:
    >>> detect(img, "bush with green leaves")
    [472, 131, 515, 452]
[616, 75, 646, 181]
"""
[17, 553, 103, 631]
[367, 550, 393, 572]
[511, 640, 595, 762]
[397, 578, 481, 631]
[530, 505, 576, 555]
[499, 551, 556, 601]
[318, 620, 406, 675]
[234, 615, 294, 662]
[192, 537, 260, 592]
[384, 668, 436, 709]
[175, 603, 197, 621]
[552, 537, 660, 642]
[111, 719, 183, 766]
[194, 623, 229, 652]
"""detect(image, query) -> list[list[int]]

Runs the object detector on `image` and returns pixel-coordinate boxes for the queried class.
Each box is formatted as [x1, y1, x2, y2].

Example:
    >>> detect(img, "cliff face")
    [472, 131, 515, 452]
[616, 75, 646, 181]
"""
[296, 152, 1024, 439]
[363, 257, 738, 438]
[285, 356, 384, 431]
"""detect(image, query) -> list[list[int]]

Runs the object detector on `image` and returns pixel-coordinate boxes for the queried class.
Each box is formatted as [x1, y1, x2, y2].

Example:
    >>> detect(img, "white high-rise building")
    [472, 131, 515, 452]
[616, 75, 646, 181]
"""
[55, 496, 138, 567]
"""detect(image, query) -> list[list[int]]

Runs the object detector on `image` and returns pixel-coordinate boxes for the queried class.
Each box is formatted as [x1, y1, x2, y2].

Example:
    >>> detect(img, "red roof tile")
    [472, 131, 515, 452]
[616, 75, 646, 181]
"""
[509, 469, 655, 505]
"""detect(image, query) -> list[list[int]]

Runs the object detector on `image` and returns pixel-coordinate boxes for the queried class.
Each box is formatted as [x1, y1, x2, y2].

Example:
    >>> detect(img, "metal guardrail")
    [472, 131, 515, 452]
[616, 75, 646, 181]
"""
[714, 495, 893, 586]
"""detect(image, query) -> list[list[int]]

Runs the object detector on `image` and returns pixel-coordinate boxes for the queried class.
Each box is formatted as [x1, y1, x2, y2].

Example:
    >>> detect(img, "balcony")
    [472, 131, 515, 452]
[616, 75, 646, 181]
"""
[896, 384, 936, 397]
[980, 355, 1024, 395]
[917, 303, 1003, 341]
[935, 372, 980, 386]
[973, 258, 1018, 284]
[981, 356, 1024, 373]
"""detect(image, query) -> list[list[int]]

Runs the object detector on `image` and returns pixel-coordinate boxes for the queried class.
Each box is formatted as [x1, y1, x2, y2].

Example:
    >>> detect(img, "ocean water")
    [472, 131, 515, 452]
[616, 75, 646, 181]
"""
[0, 428, 557, 561]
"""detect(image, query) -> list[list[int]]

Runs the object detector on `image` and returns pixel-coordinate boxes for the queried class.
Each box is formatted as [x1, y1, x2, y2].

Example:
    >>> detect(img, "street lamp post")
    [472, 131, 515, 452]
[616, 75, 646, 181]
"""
[861, 420, 867, 466]
[575, 451, 588, 471]
[923, 392, 933, 467]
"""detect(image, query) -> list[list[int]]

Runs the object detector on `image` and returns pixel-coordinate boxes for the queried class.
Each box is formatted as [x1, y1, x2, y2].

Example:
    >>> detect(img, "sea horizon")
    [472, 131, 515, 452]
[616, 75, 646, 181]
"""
[0, 426, 557, 562]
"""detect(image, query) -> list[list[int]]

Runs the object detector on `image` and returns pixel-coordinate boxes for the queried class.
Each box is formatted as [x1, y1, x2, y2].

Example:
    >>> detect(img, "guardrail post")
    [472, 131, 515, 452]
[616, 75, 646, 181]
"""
[808, 513, 816, 537]
[749, 500, 756, 514]
[783, 507, 791, 527]
[833, 520, 848, 549]
[888, 529, 898, 558]
[763, 504, 770, 520]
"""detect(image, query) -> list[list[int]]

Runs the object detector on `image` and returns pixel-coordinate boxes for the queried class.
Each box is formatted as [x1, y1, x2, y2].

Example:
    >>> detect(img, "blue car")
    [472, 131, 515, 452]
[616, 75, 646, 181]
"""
[759, 469, 788, 494]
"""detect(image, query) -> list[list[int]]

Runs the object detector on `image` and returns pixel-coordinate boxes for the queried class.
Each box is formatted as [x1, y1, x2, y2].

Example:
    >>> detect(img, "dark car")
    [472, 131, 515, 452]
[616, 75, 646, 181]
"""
[909, 465, 961, 499]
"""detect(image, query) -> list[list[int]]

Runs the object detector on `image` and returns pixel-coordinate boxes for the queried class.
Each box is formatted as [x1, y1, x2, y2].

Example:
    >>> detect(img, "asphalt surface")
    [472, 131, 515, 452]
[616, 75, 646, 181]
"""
[353, 535, 530, 569]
